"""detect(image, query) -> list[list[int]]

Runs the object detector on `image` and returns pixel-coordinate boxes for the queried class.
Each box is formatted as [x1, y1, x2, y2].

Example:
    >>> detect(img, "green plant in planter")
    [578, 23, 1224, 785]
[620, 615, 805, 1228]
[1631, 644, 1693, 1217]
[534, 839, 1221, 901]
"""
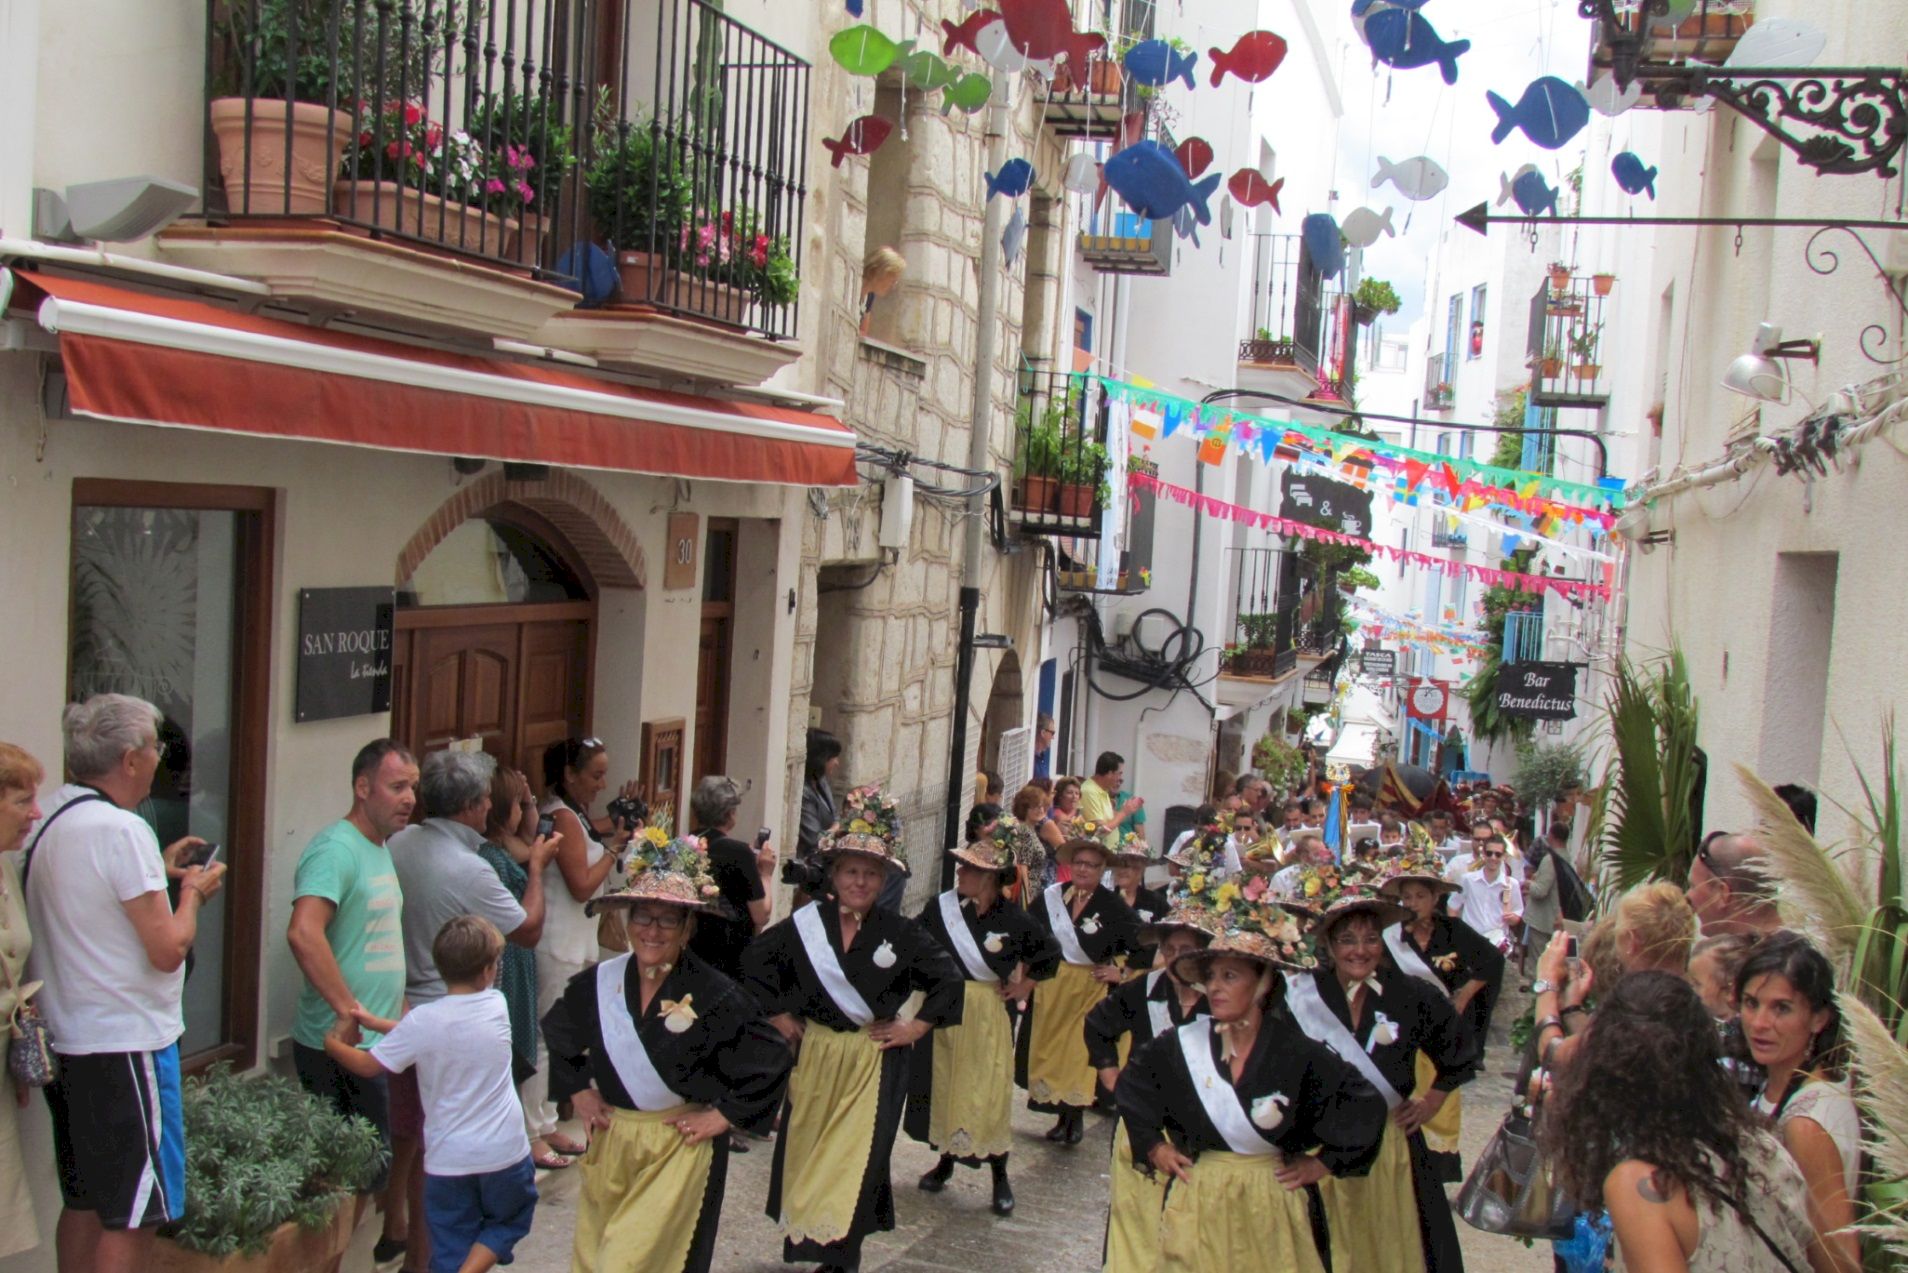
[584, 111, 693, 251]
[1351, 277, 1402, 318]
[469, 89, 576, 217]
[1060, 438, 1112, 505]
[1252, 734, 1309, 795]
[171, 1065, 386, 1258]
[214, 0, 462, 105]
[1339, 565, 1381, 592]
[676, 206, 801, 305]
[1237, 611, 1282, 649]
[1569, 323, 1602, 364]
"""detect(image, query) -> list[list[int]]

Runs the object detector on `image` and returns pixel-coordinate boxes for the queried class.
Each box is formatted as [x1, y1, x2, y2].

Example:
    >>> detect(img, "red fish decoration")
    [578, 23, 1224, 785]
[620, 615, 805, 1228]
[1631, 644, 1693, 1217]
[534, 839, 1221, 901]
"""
[1209, 30, 1289, 87]
[941, 9, 998, 57]
[1227, 168, 1284, 213]
[1174, 137, 1215, 179]
[822, 115, 894, 167]
[999, 0, 1105, 67]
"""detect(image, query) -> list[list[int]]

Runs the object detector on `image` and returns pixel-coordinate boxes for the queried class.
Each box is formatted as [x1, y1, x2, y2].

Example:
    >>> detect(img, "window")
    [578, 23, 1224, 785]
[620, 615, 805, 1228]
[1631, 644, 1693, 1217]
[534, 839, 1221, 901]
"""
[1075, 307, 1095, 355]
[860, 81, 913, 346]
[1444, 294, 1463, 371]
[69, 482, 274, 1070]
[1521, 403, 1559, 474]
[400, 516, 589, 606]
[1468, 285, 1487, 359]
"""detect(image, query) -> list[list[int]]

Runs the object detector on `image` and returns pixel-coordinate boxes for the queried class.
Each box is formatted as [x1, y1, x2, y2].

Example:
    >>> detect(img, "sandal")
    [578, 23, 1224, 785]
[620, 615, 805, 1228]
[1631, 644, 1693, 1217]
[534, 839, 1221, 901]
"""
[545, 1134, 589, 1156]
[531, 1147, 577, 1170]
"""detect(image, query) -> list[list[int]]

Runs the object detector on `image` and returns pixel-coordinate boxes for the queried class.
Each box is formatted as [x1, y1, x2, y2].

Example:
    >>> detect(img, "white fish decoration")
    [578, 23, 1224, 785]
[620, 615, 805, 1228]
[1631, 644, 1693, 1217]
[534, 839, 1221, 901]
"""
[1725, 18, 1826, 70]
[983, 931, 1007, 953]
[1221, 195, 1235, 239]
[1340, 205, 1396, 248]
[872, 940, 898, 969]
[1579, 73, 1642, 117]
[1368, 1011, 1400, 1049]
[1645, 0, 1697, 31]
[1063, 153, 1101, 195]
[1372, 154, 1448, 202]
[660, 995, 697, 1034]
[1496, 163, 1538, 207]
[1080, 914, 1102, 935]
[974, 19, 1057, 77]
[1250, 1092, 1290, 1131]
[1002, 204, 1027, 265]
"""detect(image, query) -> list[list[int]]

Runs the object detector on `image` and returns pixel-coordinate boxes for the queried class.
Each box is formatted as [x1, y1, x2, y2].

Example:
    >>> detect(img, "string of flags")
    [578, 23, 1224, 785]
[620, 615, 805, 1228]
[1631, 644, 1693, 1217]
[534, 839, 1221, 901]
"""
[1345, 599, 1497, 657]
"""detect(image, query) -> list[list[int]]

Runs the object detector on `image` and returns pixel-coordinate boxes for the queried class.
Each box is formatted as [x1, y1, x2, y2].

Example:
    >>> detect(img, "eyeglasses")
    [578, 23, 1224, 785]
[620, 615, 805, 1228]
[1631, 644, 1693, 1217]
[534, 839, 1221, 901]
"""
[1479, 851, 1505, 860]
[627, 910, 686, 931]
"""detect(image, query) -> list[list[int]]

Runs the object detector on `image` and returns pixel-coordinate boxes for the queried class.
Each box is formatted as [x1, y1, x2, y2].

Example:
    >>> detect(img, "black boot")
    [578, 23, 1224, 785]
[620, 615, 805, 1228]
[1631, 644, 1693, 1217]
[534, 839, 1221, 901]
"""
[989, 1157, 1015, 1216]
[917, 1154, 955, 1192]
[1044, 1115, 1070, 1142]
[1064, 1107, 1085, 1145]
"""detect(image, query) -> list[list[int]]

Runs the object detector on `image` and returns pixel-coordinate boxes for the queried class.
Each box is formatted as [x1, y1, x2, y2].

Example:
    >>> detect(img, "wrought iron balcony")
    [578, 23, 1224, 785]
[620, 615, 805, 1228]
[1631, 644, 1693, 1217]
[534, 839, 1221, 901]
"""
[1012, 369, 1106, 539]
[201, 0, 808, 339]
[1039, 0, 1153, 137]
[1424, 352, 1454, 410]
[1222, 599, 1301, 681]
[1054, 469, 1153, 593]
[1238, 232, 1325, 373]
[1078, 208, 1172, 276]
[1526, 272, 1611, 408]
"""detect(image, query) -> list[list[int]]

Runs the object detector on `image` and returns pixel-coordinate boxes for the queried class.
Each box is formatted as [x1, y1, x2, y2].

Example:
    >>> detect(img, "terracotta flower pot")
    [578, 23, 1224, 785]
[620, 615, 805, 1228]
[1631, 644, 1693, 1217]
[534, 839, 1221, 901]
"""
[1019, 474, 1059, 514]
[210, 98, 353, 215]
[332, 181, 511, 254]
[1573, 363, 1601, 379]
[1548, 267, 1570, 291]
[508, 215, 548, 268]
[1540, 357, 1562, 377]
[615, 250, 750, 323]
[153, 1194, 364, 1273]
[1056, 482, 1097, 519]
[1592, 273, 1615, 296]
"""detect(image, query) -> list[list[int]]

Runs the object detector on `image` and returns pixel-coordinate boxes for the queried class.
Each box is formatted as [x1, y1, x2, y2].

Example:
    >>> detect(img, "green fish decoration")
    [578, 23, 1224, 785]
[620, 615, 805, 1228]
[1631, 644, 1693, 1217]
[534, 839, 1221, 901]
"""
[901, 49, 961, 92]
[830, 24, 906, 77]
[941, 71, 992, 116]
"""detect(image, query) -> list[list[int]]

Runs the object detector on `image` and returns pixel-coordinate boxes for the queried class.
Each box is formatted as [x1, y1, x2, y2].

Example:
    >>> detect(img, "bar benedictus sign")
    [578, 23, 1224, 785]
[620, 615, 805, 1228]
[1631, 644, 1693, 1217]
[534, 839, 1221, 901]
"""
[1495, 661, 1579, 721]
[296, 588, 396, 722]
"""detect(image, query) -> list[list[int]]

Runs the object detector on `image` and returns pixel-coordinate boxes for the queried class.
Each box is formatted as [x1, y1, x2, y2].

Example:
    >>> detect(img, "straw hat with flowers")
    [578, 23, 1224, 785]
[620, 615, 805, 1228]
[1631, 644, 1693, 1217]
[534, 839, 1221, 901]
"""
[819, 785, 910, 875]
[949, 815, 1034, 876]
[1168, 860, 1315, 977]
[585, 832, 724, 916]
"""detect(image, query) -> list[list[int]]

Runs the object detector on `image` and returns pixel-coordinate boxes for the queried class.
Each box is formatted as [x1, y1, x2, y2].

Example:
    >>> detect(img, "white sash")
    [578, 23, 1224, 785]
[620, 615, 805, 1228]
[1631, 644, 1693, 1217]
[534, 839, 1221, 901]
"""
[594, 956, 684, 1111]
[1043, 883, 1092, 967]
[1144, 969, 1173, 1038]
[1176, 1019, 1274, 1156]
[1383, 923, 1451, 999]
[937, 889, 999, 983]
[1284, 973, 1405, 1110]
[794, 902, 875, 1026]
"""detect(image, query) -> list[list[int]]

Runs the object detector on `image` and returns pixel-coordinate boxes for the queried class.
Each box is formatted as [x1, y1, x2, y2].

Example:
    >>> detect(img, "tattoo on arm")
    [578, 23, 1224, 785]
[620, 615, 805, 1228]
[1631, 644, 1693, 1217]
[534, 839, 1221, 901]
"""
[1635, 1172, 1669, 1204]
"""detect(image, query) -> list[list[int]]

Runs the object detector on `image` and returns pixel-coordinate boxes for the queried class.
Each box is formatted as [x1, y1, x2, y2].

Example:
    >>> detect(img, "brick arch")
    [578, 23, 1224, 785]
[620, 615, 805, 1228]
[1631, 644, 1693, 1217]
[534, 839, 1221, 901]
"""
[395, 470, 647, 590]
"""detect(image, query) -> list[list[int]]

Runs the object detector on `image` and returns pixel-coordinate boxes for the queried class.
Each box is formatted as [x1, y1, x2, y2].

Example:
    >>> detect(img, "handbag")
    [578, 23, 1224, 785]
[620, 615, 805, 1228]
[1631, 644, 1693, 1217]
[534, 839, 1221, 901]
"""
[1454, 1108, 1577, 1240]
[3, 964, 56, 1089]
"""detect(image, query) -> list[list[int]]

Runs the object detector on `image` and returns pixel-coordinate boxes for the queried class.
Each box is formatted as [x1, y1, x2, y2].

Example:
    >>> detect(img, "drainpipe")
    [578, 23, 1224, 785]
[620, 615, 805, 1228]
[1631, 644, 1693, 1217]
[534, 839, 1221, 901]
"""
[940, 77, 1014, 886]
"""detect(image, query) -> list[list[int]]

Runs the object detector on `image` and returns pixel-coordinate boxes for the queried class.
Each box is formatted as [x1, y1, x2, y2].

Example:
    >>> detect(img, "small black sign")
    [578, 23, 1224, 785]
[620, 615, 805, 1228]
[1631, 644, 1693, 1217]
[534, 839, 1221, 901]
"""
[1360, 648, 1397, 676]
[296, 588, 396, 723]
[1495, 661, 1579, 721]
[1279, 470, 1374, 539]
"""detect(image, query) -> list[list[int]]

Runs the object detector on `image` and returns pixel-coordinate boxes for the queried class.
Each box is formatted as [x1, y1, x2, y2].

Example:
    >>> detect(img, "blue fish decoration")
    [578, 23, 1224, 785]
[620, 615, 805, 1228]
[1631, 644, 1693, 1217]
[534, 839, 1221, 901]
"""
[1611, 151, 1659, 199]
[1487, 76, 1591, 149]
[1301, 212, 1346, 277]
[1103, 140, 1222, 224]
[1510, 168, 1559, 217]
[1365, 9, 1470, 85]
[985, 158, 1035, 201]
[1123, 38, 1198, 90]
[1351, 0, 1431, 13]
[1172, 203, 1203, 246]
[846, 0, 863, 13]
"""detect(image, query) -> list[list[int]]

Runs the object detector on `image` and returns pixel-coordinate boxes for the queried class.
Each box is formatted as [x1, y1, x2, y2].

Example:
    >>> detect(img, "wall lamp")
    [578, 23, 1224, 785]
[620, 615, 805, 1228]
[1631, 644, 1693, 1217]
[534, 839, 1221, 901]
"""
[1722, 323, 1821, 405]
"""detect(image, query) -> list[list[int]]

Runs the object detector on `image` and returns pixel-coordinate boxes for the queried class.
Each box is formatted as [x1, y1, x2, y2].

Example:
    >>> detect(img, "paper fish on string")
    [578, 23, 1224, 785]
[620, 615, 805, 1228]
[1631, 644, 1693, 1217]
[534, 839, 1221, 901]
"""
[974, 20, 1053, 75]
[941, 72, 993, 115]
[1123, 38, 1198, 90]
[829, 24, 906, 78]
[941, 9, 998, 57]
[1580, 73, 1642, 117]
[1371, 154, 1448, 201]
[1105, 141, 1221, 223]
[1364, 8, 1470, 85]
[999, 0, 1105, 67]
[985, 157, 1035, 200]
[1506, 166, 1560, 216]
[1611, 151, 1658, 199]
[1351, 0, 1431, 11]
[1496, 162, 1536, 206]
[1340, 205, 1395, 247]
[1227, 168, 1284, 212]
[1173, 137, 1215, 178]
[1062, 152, 1101, 194]
[1725, 18, 1826, 69]
[845, 0, 863, 14]
[902, 49, 962, 92]
[822, 115, 894, 167]
[1002, 204, 1028, 264]
[1172, 203, 1203, 245]
[1209, 30, 1289, 87]
[1301, 212, 1346, 277]
[1487, 77, 1590, 149]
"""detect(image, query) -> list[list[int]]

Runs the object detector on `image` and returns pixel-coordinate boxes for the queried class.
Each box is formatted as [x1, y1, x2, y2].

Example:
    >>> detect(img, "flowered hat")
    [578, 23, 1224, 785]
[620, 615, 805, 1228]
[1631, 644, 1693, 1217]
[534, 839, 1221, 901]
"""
[1310, 893, 1410, 940]
[1108, 829, 1152, 863]
[1169, 861, 1315, 974]
[949, 814, 1032, 874]
[1138, 902, 1223, 948]
[1166, 821, 1231, 875]
[1056, 817, 1119, 867]
[585, 833, 723, 915]
[819, 785, 910, 875]
[1377, 847, 1459, 898]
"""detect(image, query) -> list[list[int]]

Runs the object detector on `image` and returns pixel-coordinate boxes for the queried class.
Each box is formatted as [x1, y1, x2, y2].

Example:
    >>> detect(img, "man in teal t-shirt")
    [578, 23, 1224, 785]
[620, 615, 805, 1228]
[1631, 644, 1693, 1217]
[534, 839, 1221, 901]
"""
[285, 740, 418, 1222]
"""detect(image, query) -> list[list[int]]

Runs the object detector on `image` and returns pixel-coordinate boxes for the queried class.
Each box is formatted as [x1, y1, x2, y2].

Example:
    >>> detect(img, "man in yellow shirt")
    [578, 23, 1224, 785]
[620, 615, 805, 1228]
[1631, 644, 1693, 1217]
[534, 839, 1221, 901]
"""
[1080, 752, 1144, 830]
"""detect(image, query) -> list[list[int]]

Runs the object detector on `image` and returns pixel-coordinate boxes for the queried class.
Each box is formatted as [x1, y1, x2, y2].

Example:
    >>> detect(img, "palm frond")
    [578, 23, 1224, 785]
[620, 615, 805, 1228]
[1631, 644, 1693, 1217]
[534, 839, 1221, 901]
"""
[1739, 765, 1873, 966]
[1840, 996, 1908, 1262]
[1600, 651, 1703, 889]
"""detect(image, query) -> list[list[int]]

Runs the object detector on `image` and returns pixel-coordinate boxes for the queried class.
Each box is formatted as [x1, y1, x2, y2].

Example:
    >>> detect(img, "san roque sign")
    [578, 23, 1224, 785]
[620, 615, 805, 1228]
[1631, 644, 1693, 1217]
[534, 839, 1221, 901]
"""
[296, 588, 396, 722]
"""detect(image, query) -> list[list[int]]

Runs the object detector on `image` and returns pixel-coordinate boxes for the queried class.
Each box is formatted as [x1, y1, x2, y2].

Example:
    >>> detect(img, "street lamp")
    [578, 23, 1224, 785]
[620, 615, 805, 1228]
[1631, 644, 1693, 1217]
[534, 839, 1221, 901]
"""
[1721, 323, 1821, 404]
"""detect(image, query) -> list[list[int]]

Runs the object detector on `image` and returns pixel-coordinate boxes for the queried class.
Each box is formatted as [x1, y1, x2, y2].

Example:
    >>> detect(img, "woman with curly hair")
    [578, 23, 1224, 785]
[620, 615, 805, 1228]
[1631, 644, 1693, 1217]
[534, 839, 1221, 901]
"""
[1540, 971, 1832, 1272]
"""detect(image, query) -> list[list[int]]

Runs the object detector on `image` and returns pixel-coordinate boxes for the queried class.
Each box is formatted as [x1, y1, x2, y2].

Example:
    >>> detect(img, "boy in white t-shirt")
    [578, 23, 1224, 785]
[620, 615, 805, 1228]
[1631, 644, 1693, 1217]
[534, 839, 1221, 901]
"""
[327, 916, 535, 1273]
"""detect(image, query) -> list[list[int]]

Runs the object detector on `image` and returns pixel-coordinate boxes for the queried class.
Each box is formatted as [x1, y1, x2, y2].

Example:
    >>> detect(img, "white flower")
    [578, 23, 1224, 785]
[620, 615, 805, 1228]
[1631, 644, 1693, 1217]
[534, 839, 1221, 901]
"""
[1137, 909, 1156, 922]
[1080, 915, 1102, 935]
[1250, 1092, 1289, 1130]
[872, 940, 897, 969]
[983, 932, 1006, 953]
[1368, 1011, 1400, 1049]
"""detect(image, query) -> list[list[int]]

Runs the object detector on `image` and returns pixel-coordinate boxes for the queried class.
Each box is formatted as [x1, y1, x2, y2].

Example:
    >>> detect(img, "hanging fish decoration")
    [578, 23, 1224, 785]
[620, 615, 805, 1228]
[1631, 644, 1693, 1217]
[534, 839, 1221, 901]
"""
[1364, 8, 1469, 85]
[846, 0, 863, 14]
[1340, 205, 1396, 247]
[941, 9, 998, 57]
[1580, 73, 1642, 117]
[1227, 168, 1284, 212]
[1104, 140, 1221, 223]
[974, 19, 1053, 75]
[1724, 17, 1826, 68]
[1611, 151, 1659, 199]
[829, 25, 907, 78]
[985, 157, 1036, 201]
[1123, 38, 1198, 90]
[901, 49, 962, 92]
[1208, 30, 1289, 87]
[1487, 77, 1591, 149]
[1173, 137, 1215, 179]
[1502, 166, 1559, 216]
[822, 114, 894, 167]
[941, 71, 993, 115]
[998, 0, 1105, 68]
[1646, 0, 1698, 30]
[1371, 154, 1448, 201]
[1301, 212, 1346, 277]
[1062, 152, 1101, 194]
[1002, 204, 1028, 264]
[1172, 203, 1202, 246]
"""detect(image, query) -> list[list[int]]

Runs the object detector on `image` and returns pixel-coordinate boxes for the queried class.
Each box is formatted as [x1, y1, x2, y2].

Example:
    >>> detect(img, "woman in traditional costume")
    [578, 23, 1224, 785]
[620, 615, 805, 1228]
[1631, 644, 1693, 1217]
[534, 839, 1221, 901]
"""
[1108, 831, 1170, 970]
[1086, 905, 1215, 1273]
[541, 836, 792, 1273]
[741, 787, 965, 1271]
[1378, 856, 1503, 1181]
[1016, 832, 1140, 1144]
[1116, 899, 1388, 1273]
[1292, 896, 1479, 1273]
[906, 817, 1057, 1216]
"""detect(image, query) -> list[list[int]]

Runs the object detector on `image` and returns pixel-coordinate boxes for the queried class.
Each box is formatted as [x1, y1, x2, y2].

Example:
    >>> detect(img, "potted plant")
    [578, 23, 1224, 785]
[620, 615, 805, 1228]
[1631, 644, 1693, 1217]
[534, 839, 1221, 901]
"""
[470, 89, 577, 266]
[1570, 323, 1602, 378]
[1057, 437, 1110, 518]
[1017, 402, 1065, 512]
[154, 1065, 385, 1273]
[668, 206, 801, 321]
[1540, 337, 1563, 378]
[584, 110, 693, 302]
[334, 101, 512, 251]
[1547, 260, 1571, 291]
[1285, 707, 1309, 739]
[1351, 277, 1402, 327]
[209, 0, 359, 215]
[1592, 271, 1616, 296]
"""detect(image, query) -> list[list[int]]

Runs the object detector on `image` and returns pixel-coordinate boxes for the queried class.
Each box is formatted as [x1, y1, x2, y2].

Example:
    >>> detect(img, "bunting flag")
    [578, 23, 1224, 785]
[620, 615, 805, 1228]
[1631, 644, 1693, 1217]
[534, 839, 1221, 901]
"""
[1131, 471, 1613, 602]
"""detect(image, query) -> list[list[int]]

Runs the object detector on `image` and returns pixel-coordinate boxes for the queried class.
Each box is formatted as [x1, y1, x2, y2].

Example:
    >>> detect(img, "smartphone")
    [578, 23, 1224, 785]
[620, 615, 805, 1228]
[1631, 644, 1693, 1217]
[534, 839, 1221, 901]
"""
[754, 827, 772, 851]
[183, 842, 220, 869]
[201, 845, 222, 869]
[1563, 934, 1580, 958]
[536, 815, 556, 839]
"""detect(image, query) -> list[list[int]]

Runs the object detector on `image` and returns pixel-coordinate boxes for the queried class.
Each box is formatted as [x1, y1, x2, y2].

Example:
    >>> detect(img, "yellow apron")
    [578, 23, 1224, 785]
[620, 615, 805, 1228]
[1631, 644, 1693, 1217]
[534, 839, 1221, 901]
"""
[1157, 1151, 1328, 1273]
[929, 980, 1014, 1159]
[1104, 1119, 1167, 1273]
[779, 1023, 882, 1248]
[1414, 1051, 1462, 1156]
[1318, 1116, 1427, 1273]
[571, 1105, 714, 1273]
[1026, 961, 1107, 1108]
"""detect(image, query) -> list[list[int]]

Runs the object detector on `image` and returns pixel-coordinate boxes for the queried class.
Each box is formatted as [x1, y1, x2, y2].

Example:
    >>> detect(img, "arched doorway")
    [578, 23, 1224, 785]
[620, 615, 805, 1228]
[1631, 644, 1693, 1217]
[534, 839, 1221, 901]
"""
[980, 650, 1026, 789]
[390, 502, 600, 782]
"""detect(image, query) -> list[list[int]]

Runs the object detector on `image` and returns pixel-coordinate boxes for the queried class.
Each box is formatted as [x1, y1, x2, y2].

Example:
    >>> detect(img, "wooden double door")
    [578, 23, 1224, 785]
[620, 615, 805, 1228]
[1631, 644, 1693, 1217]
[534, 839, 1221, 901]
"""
[390, 601, 593, 784]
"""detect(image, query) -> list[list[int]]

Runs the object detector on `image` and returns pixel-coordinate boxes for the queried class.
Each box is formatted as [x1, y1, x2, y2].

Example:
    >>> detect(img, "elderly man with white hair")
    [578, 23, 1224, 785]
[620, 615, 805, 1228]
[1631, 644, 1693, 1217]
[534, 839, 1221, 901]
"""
[25, 693, 226, 1273]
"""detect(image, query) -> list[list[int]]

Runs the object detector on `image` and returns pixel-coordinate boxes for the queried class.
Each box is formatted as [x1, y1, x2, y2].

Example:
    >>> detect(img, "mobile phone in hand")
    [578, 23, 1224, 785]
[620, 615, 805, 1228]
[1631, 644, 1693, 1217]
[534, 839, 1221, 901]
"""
[185, 842, 220, 869]
[755, 827, 772, 851]
[1563, 934, 1580, 958]
[536, 815, 556, 839]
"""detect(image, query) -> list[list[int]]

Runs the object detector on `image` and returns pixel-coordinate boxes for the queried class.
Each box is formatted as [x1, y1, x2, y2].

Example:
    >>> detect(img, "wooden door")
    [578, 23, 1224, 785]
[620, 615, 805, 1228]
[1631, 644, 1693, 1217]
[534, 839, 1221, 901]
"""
[693, 614, 731, 783]
[518, 619, 590, 782]
[409, 623, 518, 758]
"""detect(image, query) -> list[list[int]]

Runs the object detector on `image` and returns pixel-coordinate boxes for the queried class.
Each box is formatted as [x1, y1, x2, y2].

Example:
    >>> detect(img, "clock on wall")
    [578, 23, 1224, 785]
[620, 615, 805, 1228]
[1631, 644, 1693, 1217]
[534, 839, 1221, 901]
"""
[1411, 682, 1447, 717]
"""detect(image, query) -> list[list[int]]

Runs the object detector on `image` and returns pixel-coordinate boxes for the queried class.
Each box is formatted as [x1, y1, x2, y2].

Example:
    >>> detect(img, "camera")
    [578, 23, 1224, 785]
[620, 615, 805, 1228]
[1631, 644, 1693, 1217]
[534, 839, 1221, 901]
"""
[606, 793, 648, 832]
[780, 855, 828, 895]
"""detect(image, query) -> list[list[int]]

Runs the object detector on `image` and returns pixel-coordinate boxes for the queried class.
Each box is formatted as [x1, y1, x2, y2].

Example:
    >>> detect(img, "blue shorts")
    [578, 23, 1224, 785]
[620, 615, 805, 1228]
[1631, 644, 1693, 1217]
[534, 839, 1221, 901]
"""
[424, 1156, 538, 1270]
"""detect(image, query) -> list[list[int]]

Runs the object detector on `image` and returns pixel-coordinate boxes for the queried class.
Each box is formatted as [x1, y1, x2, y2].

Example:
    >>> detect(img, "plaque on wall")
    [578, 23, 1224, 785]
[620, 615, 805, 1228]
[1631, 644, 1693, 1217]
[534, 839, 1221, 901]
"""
[1495, 662, 1580, 721]
[1278, 470, 1374, 539]
[664, 512, 700, 591]
[296, 588, 395, 722]
[1359, 648, 1397, 676]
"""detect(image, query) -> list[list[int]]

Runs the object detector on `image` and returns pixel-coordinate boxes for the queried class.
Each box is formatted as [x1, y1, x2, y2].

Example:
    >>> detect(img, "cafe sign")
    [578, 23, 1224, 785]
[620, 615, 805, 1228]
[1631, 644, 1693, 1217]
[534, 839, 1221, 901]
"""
[296, 587, 396, 722]
[1495, 661, 1580, 721]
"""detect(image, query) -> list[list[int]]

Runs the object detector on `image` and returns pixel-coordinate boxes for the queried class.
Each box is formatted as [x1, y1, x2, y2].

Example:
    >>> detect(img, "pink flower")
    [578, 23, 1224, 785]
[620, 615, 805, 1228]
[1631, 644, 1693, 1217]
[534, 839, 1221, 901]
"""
[401, 100, 424, 126]
[424, 124, 443, 150]
[1243, 875, 1268, 901]
[516, 181, 534, 204]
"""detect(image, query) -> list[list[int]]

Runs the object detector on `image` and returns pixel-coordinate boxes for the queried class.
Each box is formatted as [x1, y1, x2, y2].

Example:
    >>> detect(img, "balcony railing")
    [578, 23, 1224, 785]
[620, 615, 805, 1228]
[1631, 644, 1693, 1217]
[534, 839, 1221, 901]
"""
[1079, 208, 1172, 276]
[1239, 232, 1324, 371]
[1526, 273, 1611, 408]
[1502, 609, 1545, 662]
[1424, 352, 1454, 410]
[1055, 468, 1153, 593]
[1306, 292, 1354, 403]
[1589, 0, 1754, 107]
[1012, 369, 1106, 538]
[1040, 0, 1153, 137]
[202, 0, 808, 339]
[1222, 598, 1301, 681]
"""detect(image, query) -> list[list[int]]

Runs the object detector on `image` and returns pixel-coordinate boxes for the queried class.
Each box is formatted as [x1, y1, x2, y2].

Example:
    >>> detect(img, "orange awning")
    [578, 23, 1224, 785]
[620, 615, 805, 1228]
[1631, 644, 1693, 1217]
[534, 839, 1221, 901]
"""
[12, 271, 857, 487]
